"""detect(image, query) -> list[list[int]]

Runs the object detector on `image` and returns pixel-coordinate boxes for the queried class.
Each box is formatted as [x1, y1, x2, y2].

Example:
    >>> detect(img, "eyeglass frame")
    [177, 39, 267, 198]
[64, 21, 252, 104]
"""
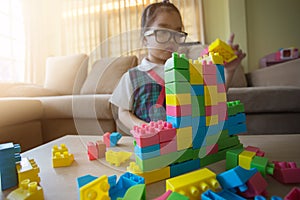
[144, 28, 188, 45]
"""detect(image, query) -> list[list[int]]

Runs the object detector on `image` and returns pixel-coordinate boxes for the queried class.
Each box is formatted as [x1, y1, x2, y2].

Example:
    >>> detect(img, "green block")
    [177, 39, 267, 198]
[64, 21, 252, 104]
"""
[165, 52, 189, 71]
[219, 130, 230, 140]
[217, 135, 241, 150]
[193, 146, 206, 159]
[227, 100, 245, 116]
[200, 143, 243, 167]
[136, 151, 179, 172]
[251, 156, 274, 177]
[191, 95, 205, 116]
[165, 82, 191, 94]
[225, 148, 244, 170]
[205, 133, 222, 146]
[175, 148, 195, 163]
[118, 184, 146, 200]
[167, 191, 189, 200]
[165, 69, 190, 83]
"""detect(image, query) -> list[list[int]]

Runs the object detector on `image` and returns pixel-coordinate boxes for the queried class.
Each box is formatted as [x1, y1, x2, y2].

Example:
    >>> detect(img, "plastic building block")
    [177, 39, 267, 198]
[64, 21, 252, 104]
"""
[165, 52, 189, 71]
[167, 191, 189, 200]
[0, 142, 21, 190]
[87, 141, 98, 160]
[105, 150, 132, 167]
[226, 148, 244, 170]
[238, 150, 256, 170]
[245, 146, 265, 157]
[131, 124, 160, 147]
[166, 94, 191, 106]
[237, 171, 268, 198]
[166, 104, 192, 117]
[189, 60, 203, 84]
[272, 161, 300, 184]
[250, 156, 274, 177]
[77, 174, 97, 189]
[52, 151, 74, 168]
[208, 38, 237, 63]
[79, 175, 110, 200]
[110, 132, 122, 147]
[165, 69, 190, 83]
[255, 196, 283, 200]
[176, 127, 193, 150]
[202, 189, 246, 200]
[109, 172, 144, 200]
[103, 132, 111, 147]
[117, 184, 146, 200]
[17, 157, 41, 185]
[170, 158, 200, 177]
[216, 166, 258, 192]
[52, 143, 68, 156]
[166, 168, 220, 200]
[7, 179, 44, 200]
[284, 187, 300, 200]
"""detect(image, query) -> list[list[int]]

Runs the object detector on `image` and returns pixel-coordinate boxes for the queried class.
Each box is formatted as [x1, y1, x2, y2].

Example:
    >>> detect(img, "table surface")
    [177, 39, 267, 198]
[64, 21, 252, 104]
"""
[1, 134, 300, 199]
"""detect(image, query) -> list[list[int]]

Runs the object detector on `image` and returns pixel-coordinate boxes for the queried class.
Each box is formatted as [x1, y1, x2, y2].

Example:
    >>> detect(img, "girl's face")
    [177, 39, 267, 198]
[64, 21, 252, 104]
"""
[144, 11, 184, 64]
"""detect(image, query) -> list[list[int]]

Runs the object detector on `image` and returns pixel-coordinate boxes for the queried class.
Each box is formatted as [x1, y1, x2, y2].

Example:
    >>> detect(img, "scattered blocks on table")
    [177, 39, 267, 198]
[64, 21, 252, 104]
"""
[166, 168, 220, 200]
[272, 161, 300, 184]
[103, 132, 122, 147]
[87, 140, 106, 160]
[17, 157, 41, 186]
[239, 150, 256, 170]
[7, 179, 44, 200]
[105, 150, 132, 167]
[0, 142, 21, 191]
[52, 144, 74, 168]
[78, 175, 110, 200]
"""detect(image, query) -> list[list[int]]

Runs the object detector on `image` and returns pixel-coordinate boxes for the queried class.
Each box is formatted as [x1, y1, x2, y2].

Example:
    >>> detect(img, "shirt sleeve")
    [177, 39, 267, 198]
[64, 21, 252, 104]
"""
[109, 72, 133, 111]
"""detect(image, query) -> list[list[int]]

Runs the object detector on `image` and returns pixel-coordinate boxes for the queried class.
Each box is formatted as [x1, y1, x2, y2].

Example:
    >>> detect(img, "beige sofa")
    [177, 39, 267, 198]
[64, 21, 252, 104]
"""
[1, 51, 299, 152]
[0, 54, 138, 151]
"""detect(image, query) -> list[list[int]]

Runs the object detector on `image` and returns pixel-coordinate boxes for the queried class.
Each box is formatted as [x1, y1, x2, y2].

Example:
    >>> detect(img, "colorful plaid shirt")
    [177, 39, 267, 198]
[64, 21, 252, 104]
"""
[129, 68, 166, 122]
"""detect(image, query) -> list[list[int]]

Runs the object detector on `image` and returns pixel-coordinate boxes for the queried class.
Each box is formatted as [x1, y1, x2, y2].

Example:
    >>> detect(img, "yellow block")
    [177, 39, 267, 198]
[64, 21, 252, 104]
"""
[166, 94, 191, 106]
[80, 175, 110, 200]
[218, 92, 227, 102]
[239, 150, 256, 169]
[189, 60, 203, 84]
[166, 168, 220, 200]
[7, 179, 44, 200]
[17, 158, 40, 186]
[209, 38, 237, 63]
[127, 162, 170, 185]
[206, 115, 219, 126]
[204, 86, 218, 106]
[52, 151, 74, 168]
[176, 127, 192, 151]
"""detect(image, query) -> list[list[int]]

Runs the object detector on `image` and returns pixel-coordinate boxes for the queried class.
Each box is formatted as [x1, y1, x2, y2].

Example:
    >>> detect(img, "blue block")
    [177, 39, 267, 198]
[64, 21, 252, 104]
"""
[202, 189, 246, 200]
[134, 144, 160, 159]
[217, 166, 257, 192]
[206, 124, 223, 136]
[167, 115, 192, 128]
[170, 158, 200, 177]
[228, 123, 247, 135]
[109, 172, 144, 200]
[192, 116, 206, 130]
[192, 126, 206, 149]
[77, 174, 97, 188]
[191, 85, 204, 96]
[228, 113, 246, 126]
[110, 132, 122, 146]
[216, 64, 225, 84]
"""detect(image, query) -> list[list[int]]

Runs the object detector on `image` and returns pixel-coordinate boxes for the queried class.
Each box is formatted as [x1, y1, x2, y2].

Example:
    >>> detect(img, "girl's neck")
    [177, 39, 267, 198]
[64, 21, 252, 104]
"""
[146, 55, 167, 65]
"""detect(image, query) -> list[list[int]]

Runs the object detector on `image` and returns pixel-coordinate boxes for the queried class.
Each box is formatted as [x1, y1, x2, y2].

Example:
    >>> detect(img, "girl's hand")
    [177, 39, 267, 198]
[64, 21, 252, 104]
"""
[225, 33, 246, 72]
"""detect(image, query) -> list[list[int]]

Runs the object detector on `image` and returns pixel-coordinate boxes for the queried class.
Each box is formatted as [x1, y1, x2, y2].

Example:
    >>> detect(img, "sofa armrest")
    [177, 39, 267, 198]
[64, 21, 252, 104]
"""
[246, 58, 300, 87]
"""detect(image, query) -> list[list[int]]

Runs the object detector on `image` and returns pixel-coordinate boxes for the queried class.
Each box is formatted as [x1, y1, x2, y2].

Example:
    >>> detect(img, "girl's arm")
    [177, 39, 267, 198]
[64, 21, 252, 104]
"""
[118, 107, 148, 131]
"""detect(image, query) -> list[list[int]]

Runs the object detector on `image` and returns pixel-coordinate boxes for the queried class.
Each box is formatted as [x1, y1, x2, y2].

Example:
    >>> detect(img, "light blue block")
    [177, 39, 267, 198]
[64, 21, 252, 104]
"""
[228, 123, 247, 135]
[192, 126, 206, 149]
[191, 85, 204, 96]
[167, 115, 192, 128]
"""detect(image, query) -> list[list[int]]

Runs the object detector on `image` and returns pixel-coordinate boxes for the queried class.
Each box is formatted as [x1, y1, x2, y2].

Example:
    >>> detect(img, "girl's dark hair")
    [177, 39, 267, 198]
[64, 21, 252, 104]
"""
[141, 1, 183, 37]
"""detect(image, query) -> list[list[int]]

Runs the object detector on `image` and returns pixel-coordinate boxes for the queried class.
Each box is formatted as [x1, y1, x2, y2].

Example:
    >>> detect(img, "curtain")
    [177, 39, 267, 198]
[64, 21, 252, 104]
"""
[22, 0, 204, 84]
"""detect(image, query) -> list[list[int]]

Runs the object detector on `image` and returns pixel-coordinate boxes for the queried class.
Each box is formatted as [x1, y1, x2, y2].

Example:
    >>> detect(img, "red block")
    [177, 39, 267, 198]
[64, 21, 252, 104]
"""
[131, 123, 159, 147]
[87, 142, 98, 160]
[245, 146, 265, 157]
[284, 187, 300, 200]
[238, 171, 268, 198]
[206, 144, 218, 155]
[160, 139, 177, 155]
[272, 161, 300, 184]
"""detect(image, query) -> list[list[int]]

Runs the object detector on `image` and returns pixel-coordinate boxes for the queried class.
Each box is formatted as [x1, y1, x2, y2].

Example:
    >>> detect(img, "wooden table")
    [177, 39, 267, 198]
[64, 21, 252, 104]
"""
[1, 134, 300, 199]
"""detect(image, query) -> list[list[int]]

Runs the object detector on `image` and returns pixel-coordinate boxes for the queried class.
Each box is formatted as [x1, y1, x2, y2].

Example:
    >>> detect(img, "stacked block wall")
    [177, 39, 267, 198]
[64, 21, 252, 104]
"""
[132, 52, 247, 181]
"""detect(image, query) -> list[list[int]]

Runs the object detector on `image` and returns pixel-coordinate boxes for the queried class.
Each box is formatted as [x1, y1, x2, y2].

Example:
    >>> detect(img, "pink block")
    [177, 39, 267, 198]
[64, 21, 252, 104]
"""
[273, 161, 300, 184]
[238, 172, 268, 198]
[166, 104, 192, 117]
[245, 146, 265, 157]
[284, 187, 300, 200]
[131, 123, 160, 147]
[87, 142, 98, 160]
[160, 139, 177, 155]
[204, 74, 217, 85]
[103, 132, 111, 147]
[205, 105, 219, 116]
[202, 63, 216, 74]
[206, 144, 218, 155]
[217, 83, 226, 93]
[154, 190, 172, 200]
[218, 102, 228, 121]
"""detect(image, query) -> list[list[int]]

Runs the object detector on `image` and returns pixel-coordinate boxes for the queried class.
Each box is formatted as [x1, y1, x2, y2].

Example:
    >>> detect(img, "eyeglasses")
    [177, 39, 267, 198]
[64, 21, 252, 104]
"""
[144, 29, 188, 44]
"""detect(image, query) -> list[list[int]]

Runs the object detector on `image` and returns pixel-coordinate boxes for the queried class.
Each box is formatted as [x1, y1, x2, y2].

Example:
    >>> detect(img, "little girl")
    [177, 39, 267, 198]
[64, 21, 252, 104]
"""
[110, 0, 246, 131]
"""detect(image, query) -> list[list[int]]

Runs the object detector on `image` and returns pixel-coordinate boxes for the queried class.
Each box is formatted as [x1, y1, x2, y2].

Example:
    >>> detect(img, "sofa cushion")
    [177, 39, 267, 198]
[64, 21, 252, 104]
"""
[0, 84, 61, 97]
[80, 56, 138, 94]
[228, 86, 300, 113]
[39, 95, 113, 120]
[0, 99, 43, 127]
[44, 54, 88, 95]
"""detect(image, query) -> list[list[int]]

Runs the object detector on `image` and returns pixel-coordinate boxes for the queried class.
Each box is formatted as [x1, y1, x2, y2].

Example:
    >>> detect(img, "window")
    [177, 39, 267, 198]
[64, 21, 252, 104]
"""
[0, 0, 25, 82]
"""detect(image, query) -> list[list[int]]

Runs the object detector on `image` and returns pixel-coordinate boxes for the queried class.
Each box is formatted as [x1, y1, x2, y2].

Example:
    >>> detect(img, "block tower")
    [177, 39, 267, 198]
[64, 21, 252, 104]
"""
[130, 39, 247, 184]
